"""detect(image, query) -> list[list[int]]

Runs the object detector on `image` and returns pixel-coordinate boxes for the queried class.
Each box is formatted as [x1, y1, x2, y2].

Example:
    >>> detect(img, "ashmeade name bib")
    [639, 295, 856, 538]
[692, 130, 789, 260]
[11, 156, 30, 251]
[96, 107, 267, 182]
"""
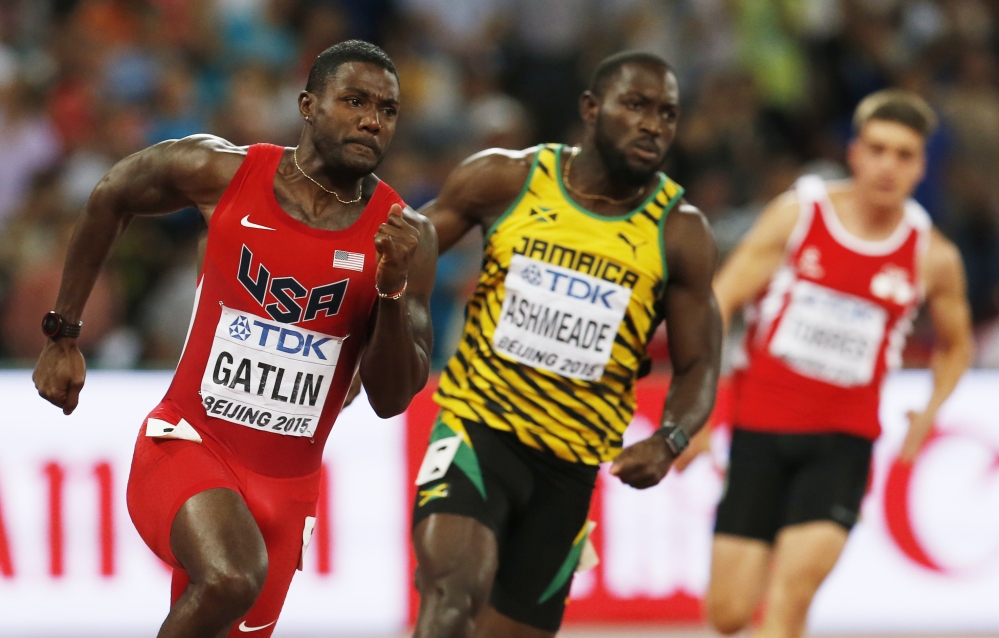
[769, 280, 887, 386]
[200, 306, 345, 437]
[493, 254, 632, 381]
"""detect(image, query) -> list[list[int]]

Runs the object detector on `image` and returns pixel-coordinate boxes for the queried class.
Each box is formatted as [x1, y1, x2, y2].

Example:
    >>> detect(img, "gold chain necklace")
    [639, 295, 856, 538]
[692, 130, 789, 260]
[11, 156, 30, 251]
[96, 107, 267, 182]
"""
[293, 146, 363, 204]
[562, 146, 647, 206]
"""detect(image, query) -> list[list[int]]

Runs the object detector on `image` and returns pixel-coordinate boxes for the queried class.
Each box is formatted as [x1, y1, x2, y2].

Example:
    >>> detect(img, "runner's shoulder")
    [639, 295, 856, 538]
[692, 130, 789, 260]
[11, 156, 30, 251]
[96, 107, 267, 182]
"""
[442, 145, 542, 211]
[158, 134, 248, 182]
[744, 187, 801, 248]
[924, 227, 964, 293]
[764, 187, 803, 223]
[664, 199, 712, 238]
[458, 145, 540, 176]
[663, 199, 717, 268]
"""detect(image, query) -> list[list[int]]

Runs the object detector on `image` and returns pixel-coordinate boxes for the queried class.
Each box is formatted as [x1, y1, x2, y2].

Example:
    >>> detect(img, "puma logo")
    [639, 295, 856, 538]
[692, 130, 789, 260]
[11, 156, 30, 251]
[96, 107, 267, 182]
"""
[617, 232, 647, 258]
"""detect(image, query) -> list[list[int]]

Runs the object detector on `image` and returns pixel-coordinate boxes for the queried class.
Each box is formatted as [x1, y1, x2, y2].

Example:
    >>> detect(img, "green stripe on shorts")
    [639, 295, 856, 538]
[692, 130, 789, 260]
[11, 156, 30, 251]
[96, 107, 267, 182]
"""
[538, 523, 590, 604]
[430, 416, 486, 500]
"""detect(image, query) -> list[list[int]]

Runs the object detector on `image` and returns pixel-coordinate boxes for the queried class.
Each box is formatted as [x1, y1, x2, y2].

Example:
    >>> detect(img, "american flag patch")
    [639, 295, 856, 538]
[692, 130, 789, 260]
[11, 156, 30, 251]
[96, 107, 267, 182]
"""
[333, 250, 365, 272]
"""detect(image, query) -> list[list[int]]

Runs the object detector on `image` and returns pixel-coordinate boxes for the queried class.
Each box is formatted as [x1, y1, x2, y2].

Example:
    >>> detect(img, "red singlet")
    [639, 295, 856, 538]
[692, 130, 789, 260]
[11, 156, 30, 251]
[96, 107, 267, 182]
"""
[149, 143, 403, 476]
[732, 175, 930, 441]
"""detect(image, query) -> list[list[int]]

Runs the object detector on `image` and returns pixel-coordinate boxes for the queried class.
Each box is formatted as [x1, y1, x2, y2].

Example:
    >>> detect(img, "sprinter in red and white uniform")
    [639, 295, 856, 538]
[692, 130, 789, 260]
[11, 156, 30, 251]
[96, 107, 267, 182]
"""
[694, 91, 974, 637]
[32, 41, 437, 638]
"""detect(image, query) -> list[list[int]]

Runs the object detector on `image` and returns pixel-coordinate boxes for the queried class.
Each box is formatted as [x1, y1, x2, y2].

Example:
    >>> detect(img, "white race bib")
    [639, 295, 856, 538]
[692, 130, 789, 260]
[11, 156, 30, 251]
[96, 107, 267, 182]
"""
[200, 307, 344, 437]
[492, 254, 632, 382]
[769, 280, 886, 386]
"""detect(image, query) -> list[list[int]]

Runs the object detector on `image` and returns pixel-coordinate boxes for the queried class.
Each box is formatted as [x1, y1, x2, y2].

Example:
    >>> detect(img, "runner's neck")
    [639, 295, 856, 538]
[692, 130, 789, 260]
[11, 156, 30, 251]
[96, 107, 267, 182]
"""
[830, 185, 907, 243]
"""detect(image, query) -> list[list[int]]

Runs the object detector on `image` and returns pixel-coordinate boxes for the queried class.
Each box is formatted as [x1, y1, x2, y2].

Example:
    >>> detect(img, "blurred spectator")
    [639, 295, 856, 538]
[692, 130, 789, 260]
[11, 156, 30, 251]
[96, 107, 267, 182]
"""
[0, 0, 991, 370]
[0, 172, 120, 360]
[216, 0, 297, 70]
[0, 80, 60, 227]
[148, 59, 208, 143]
[502, 0, 602, 143]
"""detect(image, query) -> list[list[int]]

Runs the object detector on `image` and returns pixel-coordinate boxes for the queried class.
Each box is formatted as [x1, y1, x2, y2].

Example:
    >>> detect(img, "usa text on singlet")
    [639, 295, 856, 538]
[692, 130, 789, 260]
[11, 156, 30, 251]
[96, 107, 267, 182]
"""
[150, 143, 404, 477]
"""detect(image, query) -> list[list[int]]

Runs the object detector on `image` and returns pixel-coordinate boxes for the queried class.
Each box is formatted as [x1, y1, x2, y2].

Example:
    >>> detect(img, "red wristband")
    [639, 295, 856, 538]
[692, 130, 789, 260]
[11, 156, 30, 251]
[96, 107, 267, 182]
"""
[376, 280, 407, 300]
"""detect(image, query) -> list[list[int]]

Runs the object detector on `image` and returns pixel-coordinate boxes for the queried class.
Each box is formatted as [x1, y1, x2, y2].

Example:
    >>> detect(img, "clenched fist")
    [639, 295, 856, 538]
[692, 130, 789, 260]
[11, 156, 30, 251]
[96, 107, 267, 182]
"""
[374, 204, 420, 296]
[33, 339, 87, 415]
[610, 431, 676, 489]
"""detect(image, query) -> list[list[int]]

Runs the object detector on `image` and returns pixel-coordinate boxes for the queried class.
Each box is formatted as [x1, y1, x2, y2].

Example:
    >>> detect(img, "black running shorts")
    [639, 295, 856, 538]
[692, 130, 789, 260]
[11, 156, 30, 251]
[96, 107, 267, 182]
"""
[412, 414, 598, 632]
[714, 428, 873, 543]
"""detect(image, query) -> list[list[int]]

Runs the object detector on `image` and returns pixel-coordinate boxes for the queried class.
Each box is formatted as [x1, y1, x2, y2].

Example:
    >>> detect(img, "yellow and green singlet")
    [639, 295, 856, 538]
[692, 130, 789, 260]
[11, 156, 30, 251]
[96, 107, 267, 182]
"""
[435, 144, 684, 464]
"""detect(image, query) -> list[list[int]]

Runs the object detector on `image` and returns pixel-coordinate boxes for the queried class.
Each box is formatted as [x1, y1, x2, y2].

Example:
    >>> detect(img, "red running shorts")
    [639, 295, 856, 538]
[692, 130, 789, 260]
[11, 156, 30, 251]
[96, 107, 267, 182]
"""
[126, 421, 321, 637]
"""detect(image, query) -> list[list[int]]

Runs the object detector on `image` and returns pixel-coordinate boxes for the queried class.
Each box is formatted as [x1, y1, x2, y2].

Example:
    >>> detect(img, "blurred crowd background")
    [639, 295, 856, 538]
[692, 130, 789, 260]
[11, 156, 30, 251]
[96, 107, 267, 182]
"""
[1, 0, 999, 370]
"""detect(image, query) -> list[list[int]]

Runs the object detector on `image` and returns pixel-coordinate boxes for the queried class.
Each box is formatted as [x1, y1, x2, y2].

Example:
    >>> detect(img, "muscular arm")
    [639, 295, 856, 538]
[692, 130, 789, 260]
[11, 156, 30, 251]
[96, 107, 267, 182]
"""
[713, 193, 798, 332]
[660, 204, 723, 440]
[611, 203, 722, 488]
[900, 232, 974, 461]
[359, 207, 438, 418]
[34, 135, 243, 413]
[671, 193, 797, 469]
[420, 147, 537, 252]
[55, 136, 241, 323]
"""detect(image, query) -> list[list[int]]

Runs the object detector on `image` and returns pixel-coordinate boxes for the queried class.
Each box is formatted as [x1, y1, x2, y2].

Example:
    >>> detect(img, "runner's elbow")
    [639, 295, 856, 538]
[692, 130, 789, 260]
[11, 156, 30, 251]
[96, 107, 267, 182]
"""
[368, 394, 409, 419]
[85, 177, 127, 221]
[365, 382, 417, 418]
[361, 360, 428, 418]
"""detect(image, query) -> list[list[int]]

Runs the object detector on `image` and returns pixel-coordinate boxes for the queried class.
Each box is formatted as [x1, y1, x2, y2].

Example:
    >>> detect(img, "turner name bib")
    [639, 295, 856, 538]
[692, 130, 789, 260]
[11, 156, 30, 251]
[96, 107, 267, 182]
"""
[769, 280, 887, 386]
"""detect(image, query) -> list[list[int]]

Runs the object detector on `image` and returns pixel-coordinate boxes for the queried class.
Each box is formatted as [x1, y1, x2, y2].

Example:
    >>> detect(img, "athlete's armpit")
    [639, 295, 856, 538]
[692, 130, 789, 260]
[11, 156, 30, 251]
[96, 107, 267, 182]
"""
[422, 147, 540, 253]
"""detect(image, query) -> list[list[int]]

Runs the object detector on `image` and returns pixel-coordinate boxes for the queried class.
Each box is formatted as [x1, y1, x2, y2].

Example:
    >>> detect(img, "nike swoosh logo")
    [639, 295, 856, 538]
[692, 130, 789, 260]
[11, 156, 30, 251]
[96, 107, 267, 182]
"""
[238, 620, 276, 632]
[241, 215, 275, 231]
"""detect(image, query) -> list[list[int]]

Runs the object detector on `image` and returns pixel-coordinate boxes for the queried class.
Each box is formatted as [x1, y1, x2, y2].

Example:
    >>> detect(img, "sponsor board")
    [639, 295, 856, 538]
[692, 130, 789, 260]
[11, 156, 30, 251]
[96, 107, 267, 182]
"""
[0, 371, 406, 636]
[0, 371, 997, 634]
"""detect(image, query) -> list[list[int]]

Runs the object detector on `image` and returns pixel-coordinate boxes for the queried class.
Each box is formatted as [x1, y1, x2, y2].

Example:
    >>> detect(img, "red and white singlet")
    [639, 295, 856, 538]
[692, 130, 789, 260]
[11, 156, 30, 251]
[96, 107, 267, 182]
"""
[732, 175, 931, 441]
[146, 143, 403, 476]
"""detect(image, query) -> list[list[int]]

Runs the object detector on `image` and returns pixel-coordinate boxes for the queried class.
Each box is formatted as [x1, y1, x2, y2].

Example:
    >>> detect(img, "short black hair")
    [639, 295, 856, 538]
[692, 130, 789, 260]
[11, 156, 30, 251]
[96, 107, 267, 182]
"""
[853, 89, 938, 138]
[589, 51, 673, 97]
[305, 40, 398, 94]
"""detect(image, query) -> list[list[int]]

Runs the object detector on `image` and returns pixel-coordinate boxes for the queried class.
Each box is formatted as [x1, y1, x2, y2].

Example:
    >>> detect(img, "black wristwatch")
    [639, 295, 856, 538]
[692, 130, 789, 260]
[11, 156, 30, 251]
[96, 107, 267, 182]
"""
[41, 311, 82, 340]
[656, 424, 690, 456]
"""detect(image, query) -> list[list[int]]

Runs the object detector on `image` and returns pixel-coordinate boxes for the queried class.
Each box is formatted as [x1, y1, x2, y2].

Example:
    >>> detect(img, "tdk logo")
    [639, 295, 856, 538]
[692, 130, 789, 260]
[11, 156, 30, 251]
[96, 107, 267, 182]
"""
[238, 245, 348, 324]
[542, 270, 617, 308]
[521, 264, 543, 286]
[246, 319, 332, 360]
[229, 316, 252, 340]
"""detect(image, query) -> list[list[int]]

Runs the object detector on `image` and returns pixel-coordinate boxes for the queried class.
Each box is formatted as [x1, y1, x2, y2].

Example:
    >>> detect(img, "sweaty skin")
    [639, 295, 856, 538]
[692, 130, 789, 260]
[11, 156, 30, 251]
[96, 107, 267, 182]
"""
[412, 61, 722, 638]
[32, 61, 436, 638]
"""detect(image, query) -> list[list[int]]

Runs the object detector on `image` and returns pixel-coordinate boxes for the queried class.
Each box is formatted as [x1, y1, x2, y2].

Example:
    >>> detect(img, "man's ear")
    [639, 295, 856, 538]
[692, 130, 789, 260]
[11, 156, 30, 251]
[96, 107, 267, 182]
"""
[298, 91, 315, 121]
[579, 90, 599, 127]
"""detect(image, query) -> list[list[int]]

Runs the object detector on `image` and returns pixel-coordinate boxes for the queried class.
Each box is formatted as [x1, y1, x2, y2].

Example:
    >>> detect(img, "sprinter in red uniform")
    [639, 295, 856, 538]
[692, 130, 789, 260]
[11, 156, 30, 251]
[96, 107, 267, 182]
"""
[32, 41, 436, 638]
[693, 90, 974, 637]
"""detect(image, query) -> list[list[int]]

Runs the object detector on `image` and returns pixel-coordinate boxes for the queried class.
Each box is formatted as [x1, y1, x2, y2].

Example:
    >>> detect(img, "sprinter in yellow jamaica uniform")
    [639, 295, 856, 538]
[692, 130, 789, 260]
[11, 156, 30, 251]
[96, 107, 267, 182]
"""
[411, 51, 722, 637]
